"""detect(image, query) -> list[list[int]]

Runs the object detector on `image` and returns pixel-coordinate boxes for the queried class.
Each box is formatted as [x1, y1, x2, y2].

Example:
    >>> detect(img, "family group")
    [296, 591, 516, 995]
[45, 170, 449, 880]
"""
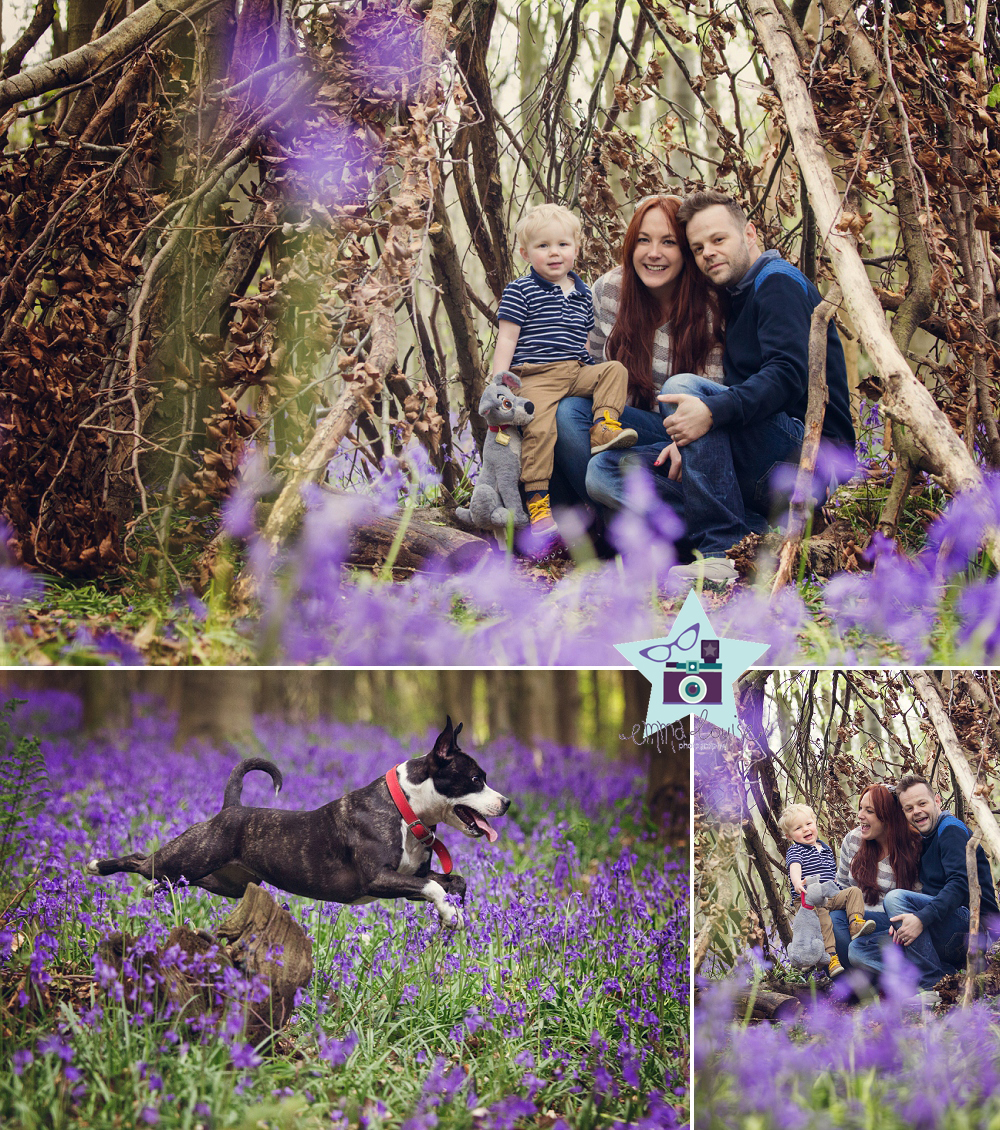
[781, 778, 998, 995]
[492, 189, 856, 582]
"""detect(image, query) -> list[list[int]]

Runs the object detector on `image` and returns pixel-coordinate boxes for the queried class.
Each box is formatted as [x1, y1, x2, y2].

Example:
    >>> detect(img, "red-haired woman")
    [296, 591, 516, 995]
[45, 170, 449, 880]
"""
[832, 783, 922, 972]
[551, 194, 722, 520]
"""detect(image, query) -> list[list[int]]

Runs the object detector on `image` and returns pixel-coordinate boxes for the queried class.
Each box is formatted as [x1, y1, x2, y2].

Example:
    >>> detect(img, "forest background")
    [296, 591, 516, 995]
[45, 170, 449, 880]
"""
[0, 667, 690, 841]
[0, 0, 998, 664]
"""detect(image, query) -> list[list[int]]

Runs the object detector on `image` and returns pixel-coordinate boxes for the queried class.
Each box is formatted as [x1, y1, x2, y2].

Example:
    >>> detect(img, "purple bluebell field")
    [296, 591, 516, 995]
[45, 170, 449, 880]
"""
[695, 950, 1000, 1130]
[0, 690, 688, 1129]
[10, 457, 1000, 664]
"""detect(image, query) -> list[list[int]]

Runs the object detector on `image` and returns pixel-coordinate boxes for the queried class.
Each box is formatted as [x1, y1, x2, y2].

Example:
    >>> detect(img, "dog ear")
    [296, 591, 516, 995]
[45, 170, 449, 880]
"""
[497, 370, 522, 393]
[430, 717, 455, 761]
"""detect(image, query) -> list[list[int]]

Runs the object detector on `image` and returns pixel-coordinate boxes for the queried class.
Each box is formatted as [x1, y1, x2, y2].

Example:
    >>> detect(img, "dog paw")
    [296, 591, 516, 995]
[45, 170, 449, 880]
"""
[84, 859, 100, 875]
[440, 906, 464, 929]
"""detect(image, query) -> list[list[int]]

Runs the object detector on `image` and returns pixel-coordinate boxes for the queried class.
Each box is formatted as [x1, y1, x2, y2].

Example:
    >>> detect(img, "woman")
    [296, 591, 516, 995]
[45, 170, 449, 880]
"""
[832, 783, 922, 972]
[550, 194, 723, 512]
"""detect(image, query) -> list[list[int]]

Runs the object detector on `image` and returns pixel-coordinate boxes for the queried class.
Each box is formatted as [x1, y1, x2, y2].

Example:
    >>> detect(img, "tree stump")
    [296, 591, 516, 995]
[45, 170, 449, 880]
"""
[97, 883, 312, 1045]
[215, 882, 314, 1043]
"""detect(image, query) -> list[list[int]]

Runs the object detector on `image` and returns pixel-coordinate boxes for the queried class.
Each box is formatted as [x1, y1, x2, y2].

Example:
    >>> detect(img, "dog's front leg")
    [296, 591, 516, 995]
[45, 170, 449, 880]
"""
[365, 869, 465, 926]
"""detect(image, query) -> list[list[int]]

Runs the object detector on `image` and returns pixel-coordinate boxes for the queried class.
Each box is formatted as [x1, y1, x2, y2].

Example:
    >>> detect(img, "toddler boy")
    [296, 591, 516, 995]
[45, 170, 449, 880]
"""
[493, 203, 637, 536]
[779, 803, 876, 977]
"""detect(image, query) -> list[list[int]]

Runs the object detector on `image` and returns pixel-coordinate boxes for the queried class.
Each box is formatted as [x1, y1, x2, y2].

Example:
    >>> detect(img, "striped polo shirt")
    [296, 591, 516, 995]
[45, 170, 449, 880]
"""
[785, 840, 838, 892]
[497, 269, 594, 366]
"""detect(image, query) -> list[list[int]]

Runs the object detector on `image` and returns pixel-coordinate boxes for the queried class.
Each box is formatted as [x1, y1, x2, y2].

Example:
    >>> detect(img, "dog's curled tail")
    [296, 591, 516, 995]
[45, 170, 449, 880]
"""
[222, 758, 283, 808]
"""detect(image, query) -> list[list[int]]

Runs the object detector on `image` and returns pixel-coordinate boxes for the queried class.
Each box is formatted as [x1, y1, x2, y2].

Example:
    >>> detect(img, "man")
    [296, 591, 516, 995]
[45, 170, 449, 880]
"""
[883, 775, 1000, 990]
[587, 190, 856, 586]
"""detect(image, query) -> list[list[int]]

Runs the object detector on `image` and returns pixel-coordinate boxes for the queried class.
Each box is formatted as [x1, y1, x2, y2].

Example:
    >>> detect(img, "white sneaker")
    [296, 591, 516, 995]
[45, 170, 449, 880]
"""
[667, 557, 739, 587]
[901, 989, 941, 1013]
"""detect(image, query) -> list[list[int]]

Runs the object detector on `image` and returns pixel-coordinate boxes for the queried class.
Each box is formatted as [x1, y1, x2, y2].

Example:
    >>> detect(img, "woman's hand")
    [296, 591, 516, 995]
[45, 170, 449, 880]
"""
[653, 441, 683, 481]
[659, 392, 713, 445]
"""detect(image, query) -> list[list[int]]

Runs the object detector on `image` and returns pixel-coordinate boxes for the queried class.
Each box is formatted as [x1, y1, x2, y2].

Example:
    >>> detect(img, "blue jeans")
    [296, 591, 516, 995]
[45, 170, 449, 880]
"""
[843, 910, 892, 974]
[830, 908, 891, 970]
[853, 890, 970, 990]
[584, 374, 805, 558]
[552, 396, 670, 508]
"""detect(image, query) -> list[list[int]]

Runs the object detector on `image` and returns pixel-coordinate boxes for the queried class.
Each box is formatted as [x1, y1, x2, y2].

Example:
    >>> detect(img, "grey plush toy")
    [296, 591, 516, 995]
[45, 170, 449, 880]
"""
[787, 879, 840, 969]
[456, 371, 534, 533]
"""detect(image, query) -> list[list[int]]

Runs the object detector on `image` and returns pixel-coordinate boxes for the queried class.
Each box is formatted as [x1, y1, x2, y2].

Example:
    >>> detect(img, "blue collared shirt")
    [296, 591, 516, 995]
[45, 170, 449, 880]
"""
[497, 268, 595, 366]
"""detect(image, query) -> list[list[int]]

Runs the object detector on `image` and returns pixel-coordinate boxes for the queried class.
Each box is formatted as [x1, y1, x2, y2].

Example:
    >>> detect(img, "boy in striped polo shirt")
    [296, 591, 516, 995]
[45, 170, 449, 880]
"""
[493, 204, 637, 537]
[779, 803, 875, 977]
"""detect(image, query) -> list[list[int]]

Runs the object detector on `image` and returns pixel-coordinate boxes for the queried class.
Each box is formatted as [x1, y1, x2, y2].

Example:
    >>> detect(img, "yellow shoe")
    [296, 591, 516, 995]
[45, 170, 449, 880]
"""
[521, 491, 565, 562]
[526, 492, 558, 535]
[827, 954, 845, 977]
[590, 410, 639, 454]
[849, 914, 876, 940]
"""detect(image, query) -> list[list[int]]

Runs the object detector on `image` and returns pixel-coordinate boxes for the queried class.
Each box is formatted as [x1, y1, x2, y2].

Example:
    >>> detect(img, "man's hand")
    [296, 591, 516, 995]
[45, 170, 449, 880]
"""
[659, 393, 713, 446]
[653, 442, 683, 481]
[889, 912, 925, 946]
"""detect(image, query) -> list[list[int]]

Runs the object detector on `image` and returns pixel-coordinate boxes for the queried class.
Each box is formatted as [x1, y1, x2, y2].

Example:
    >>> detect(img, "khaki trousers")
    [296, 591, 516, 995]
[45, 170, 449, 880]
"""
[815, 885, 866, 955]
[512, 359, 629, 492]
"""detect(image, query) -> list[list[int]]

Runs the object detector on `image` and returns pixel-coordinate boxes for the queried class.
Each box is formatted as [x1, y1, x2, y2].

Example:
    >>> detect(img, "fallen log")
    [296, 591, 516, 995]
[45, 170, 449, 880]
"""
[734, 988, 804, 1023]
[313, 484, 492, 575]
[345, 510, 491, 575]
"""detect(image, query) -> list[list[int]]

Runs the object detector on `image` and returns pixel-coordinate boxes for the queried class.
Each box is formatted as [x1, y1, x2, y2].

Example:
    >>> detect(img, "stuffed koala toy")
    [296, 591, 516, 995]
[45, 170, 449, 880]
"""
[456, 371, 534, 534]
[787, 879, 840, 969]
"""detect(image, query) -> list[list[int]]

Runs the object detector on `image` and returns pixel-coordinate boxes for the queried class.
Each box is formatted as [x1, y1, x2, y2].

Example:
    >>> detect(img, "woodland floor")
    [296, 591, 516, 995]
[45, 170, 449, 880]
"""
[757, 951, 1000, 1016]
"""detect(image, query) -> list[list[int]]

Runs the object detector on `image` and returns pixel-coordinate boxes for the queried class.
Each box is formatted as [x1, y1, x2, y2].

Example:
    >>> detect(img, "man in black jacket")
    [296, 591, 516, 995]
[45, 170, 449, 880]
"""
[884, 774, 1000, 990]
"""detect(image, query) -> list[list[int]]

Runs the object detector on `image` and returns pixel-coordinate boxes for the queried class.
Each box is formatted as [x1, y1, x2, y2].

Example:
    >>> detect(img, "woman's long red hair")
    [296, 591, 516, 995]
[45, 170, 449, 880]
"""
[604, 195, 720, 411]
[850, 784, 921, 905]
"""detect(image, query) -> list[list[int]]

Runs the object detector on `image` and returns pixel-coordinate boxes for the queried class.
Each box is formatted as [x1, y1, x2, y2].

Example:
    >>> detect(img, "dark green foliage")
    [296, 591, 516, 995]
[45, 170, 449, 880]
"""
[0, 700, 49, 888]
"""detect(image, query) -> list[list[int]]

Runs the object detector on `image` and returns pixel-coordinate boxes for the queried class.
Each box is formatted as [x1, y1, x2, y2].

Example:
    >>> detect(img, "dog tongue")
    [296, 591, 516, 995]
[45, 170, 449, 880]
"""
[473, 814, 498, 843]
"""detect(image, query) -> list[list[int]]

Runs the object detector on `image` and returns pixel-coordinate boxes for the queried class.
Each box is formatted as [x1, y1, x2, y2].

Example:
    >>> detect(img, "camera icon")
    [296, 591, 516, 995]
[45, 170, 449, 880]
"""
[662, 639, 723, 706]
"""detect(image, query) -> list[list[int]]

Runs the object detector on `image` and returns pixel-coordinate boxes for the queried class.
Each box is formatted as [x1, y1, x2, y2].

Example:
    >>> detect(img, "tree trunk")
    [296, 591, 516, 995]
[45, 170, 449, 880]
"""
[0, 0, 216, 114]
[751, 0, 997, 550]
[553, 671, 580, 748]
[173, 671, 260, 748]
[646, 719, 689, 844]
[439, 670, 476, 733]
[910, 670, 1000, 864]
[486, 671, 514, 739]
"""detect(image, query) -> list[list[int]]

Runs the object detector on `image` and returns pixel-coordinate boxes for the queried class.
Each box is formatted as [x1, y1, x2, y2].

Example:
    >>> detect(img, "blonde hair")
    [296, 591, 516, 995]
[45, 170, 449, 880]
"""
[515, 203, 581, 250]
[778, 803, 817, 839]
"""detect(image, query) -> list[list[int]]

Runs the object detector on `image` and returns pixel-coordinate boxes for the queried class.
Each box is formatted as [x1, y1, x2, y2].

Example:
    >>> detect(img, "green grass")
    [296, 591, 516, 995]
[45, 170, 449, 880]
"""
[0, 798, 685, 1129]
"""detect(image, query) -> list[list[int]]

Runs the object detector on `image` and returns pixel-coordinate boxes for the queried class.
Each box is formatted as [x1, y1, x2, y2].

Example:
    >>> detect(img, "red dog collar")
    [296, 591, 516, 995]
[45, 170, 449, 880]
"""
[385, 765, 453, 874]
[488, 425, 511, 433]
[800, 890, 814, 910]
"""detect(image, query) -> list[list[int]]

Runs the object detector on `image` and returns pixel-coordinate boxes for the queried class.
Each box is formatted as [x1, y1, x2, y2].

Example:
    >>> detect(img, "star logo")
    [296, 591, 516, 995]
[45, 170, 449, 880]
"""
[615, 590, 768, 729]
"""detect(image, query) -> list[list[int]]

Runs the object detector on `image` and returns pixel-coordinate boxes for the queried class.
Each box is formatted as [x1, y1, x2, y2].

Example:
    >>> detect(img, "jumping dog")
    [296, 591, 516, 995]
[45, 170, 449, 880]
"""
[85, 718, 508, 925]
